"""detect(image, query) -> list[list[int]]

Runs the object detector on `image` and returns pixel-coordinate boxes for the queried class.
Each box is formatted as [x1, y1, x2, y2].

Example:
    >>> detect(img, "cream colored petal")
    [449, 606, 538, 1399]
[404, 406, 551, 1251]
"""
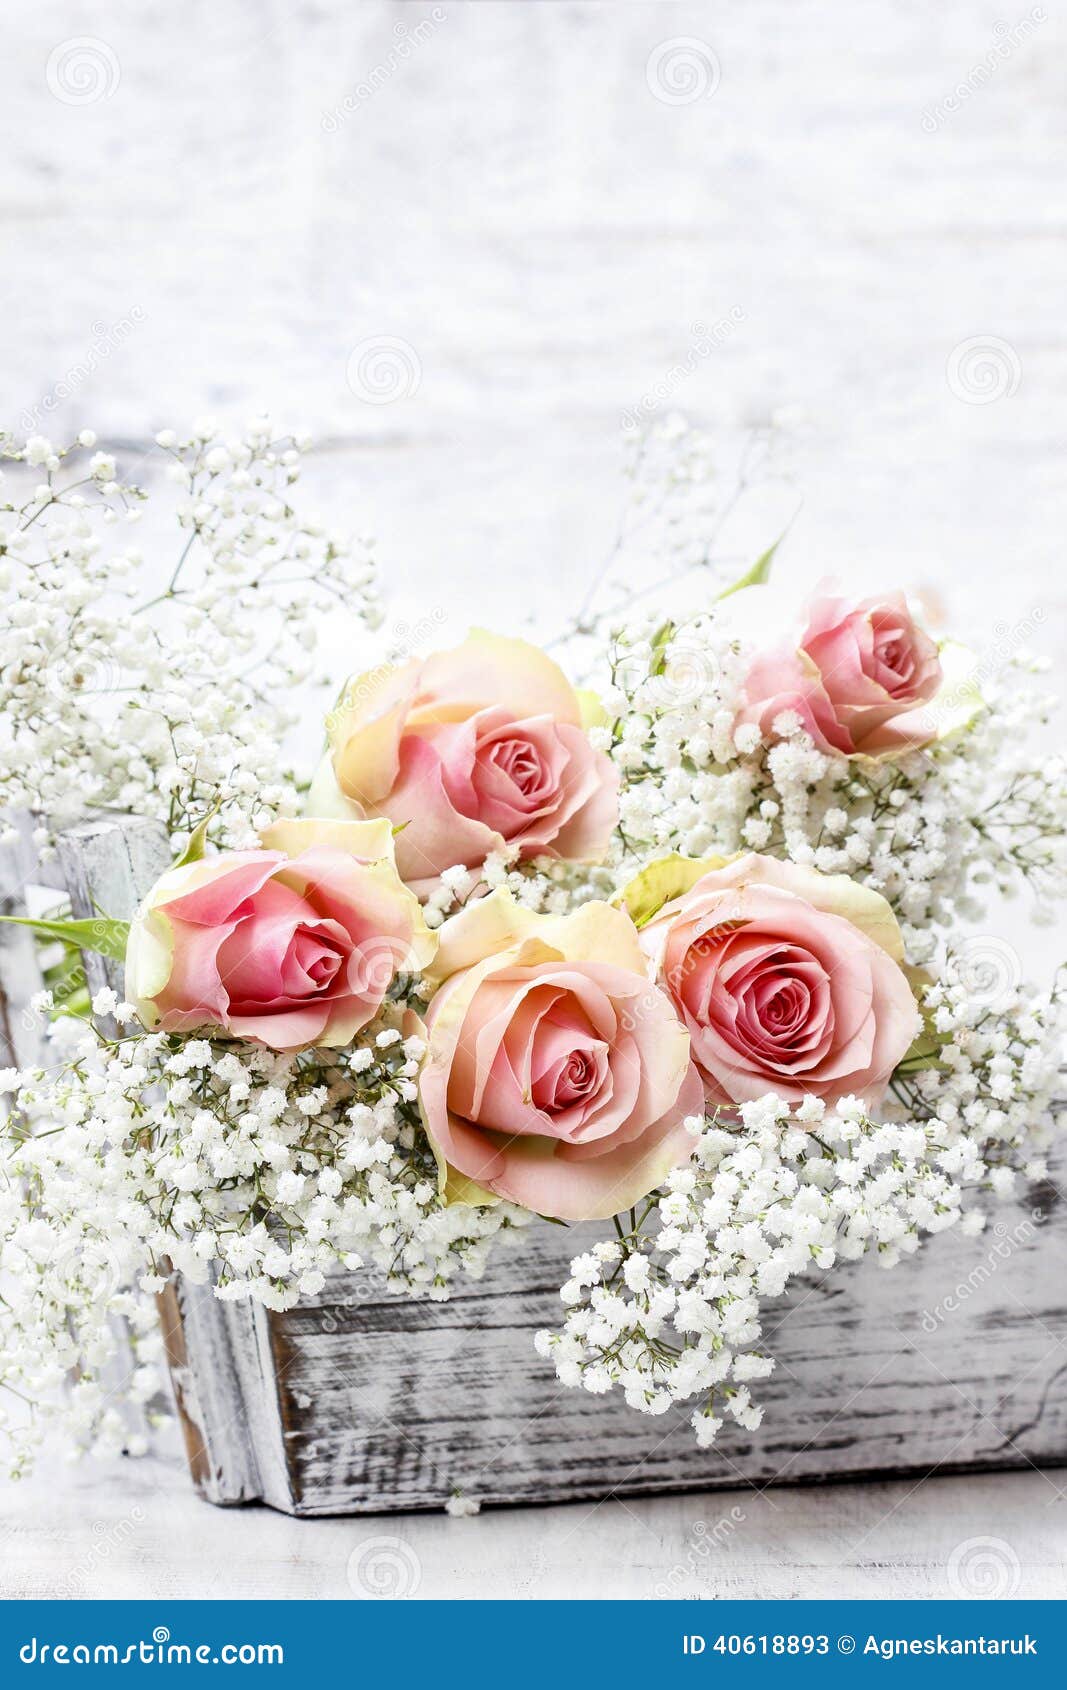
[418, 629, 581, 726]
[575, 687, 609, 730]
[124, 905, 174, 1013]
[328, 658, 421, 805]
[531, 900, 647, 974]
[305, 753, 368, 821]
[261, 815, 397, 866]
[918, 638, 985, 742]
[428, 892, 647, 988]
[427, 889, 543, 986]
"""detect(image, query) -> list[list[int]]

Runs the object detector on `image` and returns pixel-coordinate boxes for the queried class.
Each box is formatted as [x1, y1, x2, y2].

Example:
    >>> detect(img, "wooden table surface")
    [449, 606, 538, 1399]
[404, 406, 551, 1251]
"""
[4, 1443, 1066, 1599]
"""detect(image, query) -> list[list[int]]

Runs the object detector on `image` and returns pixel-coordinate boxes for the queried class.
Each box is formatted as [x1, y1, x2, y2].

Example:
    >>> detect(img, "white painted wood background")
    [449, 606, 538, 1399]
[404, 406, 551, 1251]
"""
[3, 0, 1066, 1596]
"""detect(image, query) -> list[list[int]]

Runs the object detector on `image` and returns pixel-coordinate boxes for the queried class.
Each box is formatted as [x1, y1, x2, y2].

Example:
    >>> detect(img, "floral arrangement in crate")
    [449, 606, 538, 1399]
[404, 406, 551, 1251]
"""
[0, 418, 1063, 1478]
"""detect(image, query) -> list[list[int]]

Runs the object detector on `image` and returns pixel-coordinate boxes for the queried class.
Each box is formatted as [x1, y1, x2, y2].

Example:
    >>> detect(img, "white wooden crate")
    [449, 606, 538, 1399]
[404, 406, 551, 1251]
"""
[2, 812, 1064, 1516]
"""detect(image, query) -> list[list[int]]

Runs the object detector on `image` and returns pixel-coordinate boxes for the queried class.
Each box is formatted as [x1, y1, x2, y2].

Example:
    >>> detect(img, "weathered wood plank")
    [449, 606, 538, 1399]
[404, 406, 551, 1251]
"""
[0, 812, 67, 1069]
[159, 1158, 1067, 1517]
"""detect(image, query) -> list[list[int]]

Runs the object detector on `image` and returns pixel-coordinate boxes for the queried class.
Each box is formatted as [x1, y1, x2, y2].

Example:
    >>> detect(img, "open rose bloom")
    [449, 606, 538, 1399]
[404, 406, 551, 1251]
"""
[125, 817, 435, 1052]
[418, 893, 704, 1221]
[308, 629, 619, 892]
[738, 591, 943, 757]
[632, 854, 921, 1107]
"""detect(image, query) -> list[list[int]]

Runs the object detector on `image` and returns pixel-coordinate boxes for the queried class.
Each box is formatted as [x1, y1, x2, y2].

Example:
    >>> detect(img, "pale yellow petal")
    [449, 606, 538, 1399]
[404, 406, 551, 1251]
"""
[418, 629, 581, 726]
[428, 889, 541, 986]
[261, 815, 397, 866]
[305, 753, 367, 821]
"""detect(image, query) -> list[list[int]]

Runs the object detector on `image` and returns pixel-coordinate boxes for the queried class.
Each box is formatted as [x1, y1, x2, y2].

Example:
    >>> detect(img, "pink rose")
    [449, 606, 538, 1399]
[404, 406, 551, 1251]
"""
[308, 630, 619, 893]
[739, 591, 942, 756]
[418, 893, 703, 1221]
[632, 853, 920, 1107]
[125, 817, 435, 1053]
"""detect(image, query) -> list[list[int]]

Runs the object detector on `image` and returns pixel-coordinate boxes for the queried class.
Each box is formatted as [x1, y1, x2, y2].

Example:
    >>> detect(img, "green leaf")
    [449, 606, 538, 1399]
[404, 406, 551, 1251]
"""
[716, 515, 797, 602]
[172, 800, 221, 869]
[0, 914, 130, 963]
[894, 967, 947, 1075]
[613, 853, 733, 928]
[648, 620, 676, 675]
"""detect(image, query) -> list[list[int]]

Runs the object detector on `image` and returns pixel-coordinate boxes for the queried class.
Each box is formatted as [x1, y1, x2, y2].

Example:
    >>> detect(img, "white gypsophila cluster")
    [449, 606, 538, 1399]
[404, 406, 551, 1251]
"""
[593, 612, 1067, 961]
[539, 971, 1063, 1446]
[419, 849, 613, 930]
[0, 421, 382, 854]
[0, 999, 527, 1476]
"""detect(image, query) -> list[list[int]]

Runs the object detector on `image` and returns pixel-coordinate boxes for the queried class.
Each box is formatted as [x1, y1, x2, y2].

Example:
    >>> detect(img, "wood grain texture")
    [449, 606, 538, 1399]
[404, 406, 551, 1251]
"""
[165, 1168, 1067, 1517]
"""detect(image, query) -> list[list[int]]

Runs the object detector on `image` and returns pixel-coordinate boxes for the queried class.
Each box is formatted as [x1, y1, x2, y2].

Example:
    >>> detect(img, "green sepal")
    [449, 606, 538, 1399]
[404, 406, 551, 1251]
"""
[613, 852, 733, 929]
[716, 516, 796, 602]
[171, 800, 221, 870]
